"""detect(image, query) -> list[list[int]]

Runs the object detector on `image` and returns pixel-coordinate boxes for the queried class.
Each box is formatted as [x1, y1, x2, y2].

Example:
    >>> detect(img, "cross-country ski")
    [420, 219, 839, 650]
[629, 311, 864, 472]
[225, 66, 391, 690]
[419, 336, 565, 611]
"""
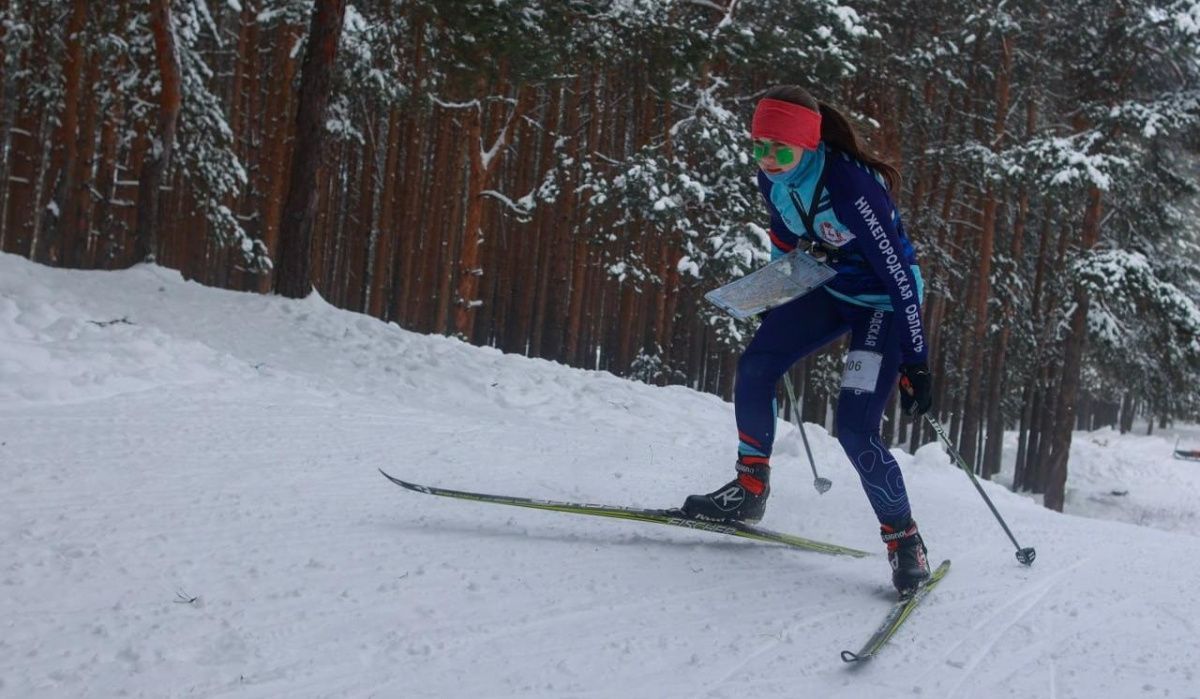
[840, 559, 952, 663]
[379, 471, 870, 557]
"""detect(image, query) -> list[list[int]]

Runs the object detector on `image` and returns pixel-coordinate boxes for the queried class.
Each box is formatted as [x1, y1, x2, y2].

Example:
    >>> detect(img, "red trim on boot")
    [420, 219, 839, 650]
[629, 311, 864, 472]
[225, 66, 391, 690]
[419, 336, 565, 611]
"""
[880, 521, 919, 553]
[738, 473, 766, 496]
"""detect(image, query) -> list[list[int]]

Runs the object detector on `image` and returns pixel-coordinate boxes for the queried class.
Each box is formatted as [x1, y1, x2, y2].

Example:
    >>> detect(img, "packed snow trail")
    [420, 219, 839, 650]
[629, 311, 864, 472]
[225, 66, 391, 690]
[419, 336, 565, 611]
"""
[2, 252, 1198, 698]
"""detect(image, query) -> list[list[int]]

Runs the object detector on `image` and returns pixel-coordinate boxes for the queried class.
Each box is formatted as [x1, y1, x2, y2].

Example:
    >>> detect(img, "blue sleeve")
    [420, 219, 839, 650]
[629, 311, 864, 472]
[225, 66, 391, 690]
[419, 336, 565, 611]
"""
[757, 171, 793, 261]
[827, 160, 928, 365]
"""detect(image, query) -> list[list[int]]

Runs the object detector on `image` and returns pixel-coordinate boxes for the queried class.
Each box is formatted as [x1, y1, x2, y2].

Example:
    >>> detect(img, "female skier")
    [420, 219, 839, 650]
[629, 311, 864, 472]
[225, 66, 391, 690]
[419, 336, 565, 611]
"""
[681, 86, 935, 595]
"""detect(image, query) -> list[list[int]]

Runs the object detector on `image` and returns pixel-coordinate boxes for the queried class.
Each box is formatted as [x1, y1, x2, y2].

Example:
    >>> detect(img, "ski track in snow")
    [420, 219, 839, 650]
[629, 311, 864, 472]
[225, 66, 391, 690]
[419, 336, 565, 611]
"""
[3, 253, 1200, 698]
[936, 557, 1087, 698]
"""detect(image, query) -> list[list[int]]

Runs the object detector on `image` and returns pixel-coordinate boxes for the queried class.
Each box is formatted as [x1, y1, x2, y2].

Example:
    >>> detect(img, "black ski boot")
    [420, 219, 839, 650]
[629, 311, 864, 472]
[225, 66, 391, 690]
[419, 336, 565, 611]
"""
[881, 518, 931, 597]
[681, 458, 770, 524]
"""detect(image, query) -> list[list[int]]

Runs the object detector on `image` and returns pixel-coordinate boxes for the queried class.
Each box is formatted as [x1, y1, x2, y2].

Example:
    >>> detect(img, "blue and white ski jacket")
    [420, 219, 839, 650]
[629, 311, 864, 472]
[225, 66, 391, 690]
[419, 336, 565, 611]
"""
[757, 143, 928, 364]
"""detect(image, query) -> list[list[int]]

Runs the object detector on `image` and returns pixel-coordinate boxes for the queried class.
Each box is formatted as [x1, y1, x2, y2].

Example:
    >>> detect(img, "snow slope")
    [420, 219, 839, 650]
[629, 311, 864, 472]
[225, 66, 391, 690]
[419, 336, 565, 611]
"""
[2, 252, 1198, 699]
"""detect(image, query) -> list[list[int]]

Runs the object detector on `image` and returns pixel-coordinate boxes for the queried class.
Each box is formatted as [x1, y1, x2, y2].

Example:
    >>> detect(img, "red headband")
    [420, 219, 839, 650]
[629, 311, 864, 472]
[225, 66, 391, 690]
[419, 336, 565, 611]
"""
[751, 98, 822, 151]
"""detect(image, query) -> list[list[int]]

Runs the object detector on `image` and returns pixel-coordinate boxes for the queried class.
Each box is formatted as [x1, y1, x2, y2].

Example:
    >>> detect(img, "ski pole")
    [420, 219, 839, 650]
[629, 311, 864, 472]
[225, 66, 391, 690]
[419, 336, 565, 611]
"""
[783, 373, 832, 494]
[924, 414, 1036, 566]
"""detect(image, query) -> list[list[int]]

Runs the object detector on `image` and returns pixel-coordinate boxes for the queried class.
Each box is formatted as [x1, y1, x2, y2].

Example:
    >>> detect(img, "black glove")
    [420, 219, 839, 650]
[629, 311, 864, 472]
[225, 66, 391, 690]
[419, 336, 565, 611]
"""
[898, 363, 933, 416]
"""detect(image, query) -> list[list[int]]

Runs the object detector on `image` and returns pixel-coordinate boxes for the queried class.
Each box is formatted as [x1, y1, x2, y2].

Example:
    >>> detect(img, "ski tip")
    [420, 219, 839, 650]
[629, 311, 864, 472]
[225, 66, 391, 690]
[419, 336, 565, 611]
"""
[840, 650, 866, 663]
[378, 471, 437, 496]
[377, 470, 414, 489]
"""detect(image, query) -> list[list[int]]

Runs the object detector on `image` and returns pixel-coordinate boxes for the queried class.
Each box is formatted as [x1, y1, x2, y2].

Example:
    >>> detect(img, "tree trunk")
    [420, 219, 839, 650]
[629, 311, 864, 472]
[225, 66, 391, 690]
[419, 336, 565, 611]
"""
[566, 72, 603, 364]
[255, 21, 302, 291]
[413, 110, 452, 329]
[1020, 388, 1040, 491]
[396, 108, 430, 325]
[352, 128, 378, 311]
[1032, 369, 1057, 493]
[62, 43, 100, 268]
[453, 85, 533, 338]
[38, 0, 88, 264]
[959, 35, 1011, 471]
[0, 21, 17, 254]
[369, 110, 402, 318]
[957, 190, 993, 469]
[434, 146, 464, 334]
[983, 185, 1027, 479]
[133, 0, 181, 264]
[275, 0, 346, 299]
[1044, 187, 1103, 512]
[1119, 392, 1135, 434]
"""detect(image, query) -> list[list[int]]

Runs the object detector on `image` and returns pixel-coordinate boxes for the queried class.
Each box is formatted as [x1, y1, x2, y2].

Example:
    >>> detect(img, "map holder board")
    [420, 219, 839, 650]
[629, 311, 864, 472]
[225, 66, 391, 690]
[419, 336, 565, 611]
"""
[704, 249, 837, 320]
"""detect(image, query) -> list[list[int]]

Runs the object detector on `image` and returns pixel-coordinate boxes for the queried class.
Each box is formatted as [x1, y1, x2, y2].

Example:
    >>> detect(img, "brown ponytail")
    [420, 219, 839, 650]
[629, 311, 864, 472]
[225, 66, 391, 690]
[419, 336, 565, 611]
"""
[761, 85, 901, 192]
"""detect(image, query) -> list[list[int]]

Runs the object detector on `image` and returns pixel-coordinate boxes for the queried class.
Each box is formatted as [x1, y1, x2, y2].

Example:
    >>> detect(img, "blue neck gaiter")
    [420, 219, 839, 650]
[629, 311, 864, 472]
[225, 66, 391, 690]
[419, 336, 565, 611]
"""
[760, 144, 825, 185]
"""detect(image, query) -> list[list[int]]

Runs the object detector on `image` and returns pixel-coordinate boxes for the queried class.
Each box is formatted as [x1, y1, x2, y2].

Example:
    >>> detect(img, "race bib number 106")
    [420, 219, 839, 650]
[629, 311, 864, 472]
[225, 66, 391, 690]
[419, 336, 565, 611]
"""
[841, 350, 883, 392]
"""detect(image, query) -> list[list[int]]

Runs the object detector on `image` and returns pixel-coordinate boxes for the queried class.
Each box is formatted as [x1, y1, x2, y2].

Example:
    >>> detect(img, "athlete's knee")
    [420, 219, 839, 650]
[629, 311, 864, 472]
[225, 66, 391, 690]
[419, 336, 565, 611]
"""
[836, 426, 872, 456]
[736, 351, 785, 387]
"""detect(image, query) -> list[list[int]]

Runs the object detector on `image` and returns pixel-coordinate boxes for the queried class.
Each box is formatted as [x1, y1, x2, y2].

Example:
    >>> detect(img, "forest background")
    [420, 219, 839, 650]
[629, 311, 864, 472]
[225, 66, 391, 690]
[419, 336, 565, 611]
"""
[2, 0, 1199, 511]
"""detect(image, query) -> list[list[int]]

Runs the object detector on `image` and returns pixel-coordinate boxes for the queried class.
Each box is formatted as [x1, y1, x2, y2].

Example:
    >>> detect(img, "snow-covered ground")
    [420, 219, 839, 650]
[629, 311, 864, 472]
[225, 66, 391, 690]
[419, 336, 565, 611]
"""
[1000, 425, 1200, 537]
[2, 251, 1199, 699]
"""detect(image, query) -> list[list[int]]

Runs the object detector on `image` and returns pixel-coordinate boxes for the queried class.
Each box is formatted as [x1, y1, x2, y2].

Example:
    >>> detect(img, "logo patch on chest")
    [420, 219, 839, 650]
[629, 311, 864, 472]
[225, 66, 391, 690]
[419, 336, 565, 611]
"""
[818, 221, 856, 247]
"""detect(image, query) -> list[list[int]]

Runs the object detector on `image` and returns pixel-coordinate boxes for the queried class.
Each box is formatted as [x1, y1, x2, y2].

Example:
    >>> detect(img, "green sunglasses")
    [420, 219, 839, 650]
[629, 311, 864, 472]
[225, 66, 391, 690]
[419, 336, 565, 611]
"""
[752, 140, 796, 165]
